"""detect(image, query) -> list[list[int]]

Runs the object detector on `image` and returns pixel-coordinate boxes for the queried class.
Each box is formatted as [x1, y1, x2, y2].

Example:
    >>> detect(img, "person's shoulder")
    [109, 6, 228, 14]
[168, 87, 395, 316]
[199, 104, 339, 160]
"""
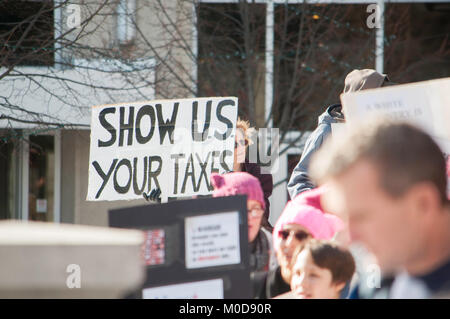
[419, 257, 450, 296]
[259, 227, 274, 249]
[260, 227, 272, 238]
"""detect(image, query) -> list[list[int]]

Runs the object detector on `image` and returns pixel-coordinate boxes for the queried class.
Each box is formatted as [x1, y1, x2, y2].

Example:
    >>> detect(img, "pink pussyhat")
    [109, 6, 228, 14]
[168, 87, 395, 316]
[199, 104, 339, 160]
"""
[210, 172, 265, 209]
[272, 200, 344, 252]
[292, 185, 329, 211]
[447, 157, 450, 178]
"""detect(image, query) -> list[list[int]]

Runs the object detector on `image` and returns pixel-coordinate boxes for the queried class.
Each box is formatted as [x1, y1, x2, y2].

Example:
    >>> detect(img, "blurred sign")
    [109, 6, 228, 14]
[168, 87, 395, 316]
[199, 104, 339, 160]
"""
[109, 195, 251, 299]
[185, 212, 240, 269]
[142, 229, 165, 266]
[36, 199, 47, 213]
[341, 77, 450, 153]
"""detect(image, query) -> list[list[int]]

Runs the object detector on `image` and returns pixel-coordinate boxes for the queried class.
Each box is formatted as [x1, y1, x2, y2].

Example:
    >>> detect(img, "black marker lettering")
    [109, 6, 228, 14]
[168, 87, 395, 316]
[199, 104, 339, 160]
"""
[181, 154, 195, 194]
[196, 152, 210, 191]
[98, 107, 116, 147]
[113, 159, 132, 193]
[92, 159, 118, 199]
[156, 102, 179, 144]
[214, 99, 235, 140]
[171, 153, 185, 195]
[192, 100, 212, 142]
[119, 106, 135, 146]
[220, 150, 232, 171]
[148, 156, 162, 191]
[211, 151, 220, 175]
[133, 157, 148, 195]
[135, 105, 156, 144]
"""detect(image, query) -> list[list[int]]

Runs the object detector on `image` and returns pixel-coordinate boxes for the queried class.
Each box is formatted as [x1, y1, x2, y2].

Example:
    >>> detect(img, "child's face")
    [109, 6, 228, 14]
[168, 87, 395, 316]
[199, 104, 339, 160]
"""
[290, 250, 343, 299]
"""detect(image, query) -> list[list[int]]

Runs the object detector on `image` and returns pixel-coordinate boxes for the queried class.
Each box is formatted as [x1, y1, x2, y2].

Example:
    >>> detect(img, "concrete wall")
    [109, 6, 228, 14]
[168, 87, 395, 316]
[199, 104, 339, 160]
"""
[136, 0, 196, 99]
[62, 130, 147, 227]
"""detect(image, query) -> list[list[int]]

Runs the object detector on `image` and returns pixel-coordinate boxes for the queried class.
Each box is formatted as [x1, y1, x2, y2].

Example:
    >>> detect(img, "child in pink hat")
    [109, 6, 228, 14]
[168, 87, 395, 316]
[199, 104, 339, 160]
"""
[272, 198, 344, 290]
[252, 187, 344, 299]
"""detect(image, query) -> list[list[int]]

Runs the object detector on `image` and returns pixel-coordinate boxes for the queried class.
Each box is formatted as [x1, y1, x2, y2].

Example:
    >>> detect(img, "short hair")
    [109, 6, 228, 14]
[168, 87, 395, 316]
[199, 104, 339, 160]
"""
[294, 240, 355, 285]
[236, 117, 255, 146]
[310, 120, 449, 205]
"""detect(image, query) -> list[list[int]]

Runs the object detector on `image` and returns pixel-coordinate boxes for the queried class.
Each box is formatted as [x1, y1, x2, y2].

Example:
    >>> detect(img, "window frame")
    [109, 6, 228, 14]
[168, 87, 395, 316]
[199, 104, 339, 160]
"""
[20, 129, 61, 223]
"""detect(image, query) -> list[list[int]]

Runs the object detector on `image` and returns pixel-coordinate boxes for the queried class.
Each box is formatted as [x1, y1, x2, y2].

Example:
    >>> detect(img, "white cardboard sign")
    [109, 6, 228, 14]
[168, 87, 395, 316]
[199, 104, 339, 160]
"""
[87, 97, 238, 201]
[185, 211, 241, 269]
[340, 77, 450, 153]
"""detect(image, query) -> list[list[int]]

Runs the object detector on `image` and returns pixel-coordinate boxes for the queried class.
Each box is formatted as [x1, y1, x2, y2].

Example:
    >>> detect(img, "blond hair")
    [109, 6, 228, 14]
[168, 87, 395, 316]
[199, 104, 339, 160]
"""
[236, 117, 255, 146]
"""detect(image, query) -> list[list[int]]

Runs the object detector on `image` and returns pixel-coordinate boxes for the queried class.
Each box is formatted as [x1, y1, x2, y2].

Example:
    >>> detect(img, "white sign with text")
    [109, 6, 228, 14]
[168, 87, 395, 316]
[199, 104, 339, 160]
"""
[341, 77, 450, 153]
[185, 211, 241, 269]
[87, 97, 238, 202]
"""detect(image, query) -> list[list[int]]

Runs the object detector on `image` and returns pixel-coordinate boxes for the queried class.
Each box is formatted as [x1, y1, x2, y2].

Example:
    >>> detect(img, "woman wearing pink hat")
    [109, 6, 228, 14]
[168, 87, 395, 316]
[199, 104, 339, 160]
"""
[211, 172, 277, 273]
[252, 187, 344, 299]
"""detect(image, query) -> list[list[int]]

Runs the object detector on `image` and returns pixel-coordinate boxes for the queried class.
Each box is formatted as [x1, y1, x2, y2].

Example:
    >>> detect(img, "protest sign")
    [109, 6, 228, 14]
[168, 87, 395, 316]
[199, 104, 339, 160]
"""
[340, 77, 450, 153]
[331, 123, 347, 143]
[185, 212, 241, 269]
[108, 195, 251, 299]
[87, 97, 238, 202]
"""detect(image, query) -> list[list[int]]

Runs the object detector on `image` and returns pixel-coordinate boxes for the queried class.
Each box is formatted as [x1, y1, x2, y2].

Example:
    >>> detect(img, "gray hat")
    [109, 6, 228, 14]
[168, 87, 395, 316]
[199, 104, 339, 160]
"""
[343, 69, 390, 93]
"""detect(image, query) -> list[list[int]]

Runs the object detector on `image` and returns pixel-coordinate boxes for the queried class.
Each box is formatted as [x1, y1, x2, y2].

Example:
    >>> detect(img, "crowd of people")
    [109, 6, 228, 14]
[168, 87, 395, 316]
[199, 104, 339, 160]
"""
[214, 69, 450, 299]
[145, 69, 450, 299]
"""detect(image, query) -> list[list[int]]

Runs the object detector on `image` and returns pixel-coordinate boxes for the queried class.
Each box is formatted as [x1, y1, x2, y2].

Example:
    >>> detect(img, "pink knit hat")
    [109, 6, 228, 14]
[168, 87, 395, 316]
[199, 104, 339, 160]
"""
[447, 157, 450, 178]
[292, 185, 328, 210]
[211, 172, 265, 209]
[273, 189, 344, 252]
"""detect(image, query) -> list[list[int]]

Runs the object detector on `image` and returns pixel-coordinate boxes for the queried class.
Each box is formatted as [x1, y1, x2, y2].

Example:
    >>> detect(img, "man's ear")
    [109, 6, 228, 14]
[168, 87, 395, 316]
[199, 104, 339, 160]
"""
[406, 181, 442, 219]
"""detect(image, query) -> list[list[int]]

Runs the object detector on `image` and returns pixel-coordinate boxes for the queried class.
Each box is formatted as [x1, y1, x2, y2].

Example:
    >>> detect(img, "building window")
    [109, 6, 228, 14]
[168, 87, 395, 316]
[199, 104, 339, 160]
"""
[384, 2, 450, 82]
[117, 0, 136, 45]
[0, 132, 20, 219]
[273, 3, 376, 131]
[197, 3, 266, 126]
[0, 131, 60, 222]
[196, 2, 377, 131]
[28, 135, 55, 222]
[0, 0, 54, 66]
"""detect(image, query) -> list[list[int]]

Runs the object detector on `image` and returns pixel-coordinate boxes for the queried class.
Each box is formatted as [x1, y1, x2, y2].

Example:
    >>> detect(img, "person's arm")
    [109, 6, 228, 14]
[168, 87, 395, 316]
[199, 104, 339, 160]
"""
[287, 124, 331, 199]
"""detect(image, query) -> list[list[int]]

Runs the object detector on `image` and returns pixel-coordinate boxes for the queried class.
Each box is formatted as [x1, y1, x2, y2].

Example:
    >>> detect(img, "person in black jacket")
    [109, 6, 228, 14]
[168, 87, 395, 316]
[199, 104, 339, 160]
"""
[234, 117, 273, 231]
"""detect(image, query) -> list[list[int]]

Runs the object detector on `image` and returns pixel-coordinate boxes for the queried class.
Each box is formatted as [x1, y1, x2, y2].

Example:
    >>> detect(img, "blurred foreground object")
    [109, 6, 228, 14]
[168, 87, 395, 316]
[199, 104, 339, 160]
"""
[0, 221, 144, 298]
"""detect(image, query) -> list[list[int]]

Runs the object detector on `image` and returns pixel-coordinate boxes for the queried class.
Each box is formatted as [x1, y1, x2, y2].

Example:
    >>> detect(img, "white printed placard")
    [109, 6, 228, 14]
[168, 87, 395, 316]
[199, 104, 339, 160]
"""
[331, 123, 347, 143]
[340, 77, 450, 153]
[87, 97, 238, 201]
[36, 199, 47, 213]
[142, 278, 224, 299]
[185, 211, 240, 269]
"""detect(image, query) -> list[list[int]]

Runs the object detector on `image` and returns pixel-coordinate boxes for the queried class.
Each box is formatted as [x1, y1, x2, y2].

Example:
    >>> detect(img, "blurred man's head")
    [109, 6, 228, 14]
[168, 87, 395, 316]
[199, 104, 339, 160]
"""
[310, 120, 449, 274]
